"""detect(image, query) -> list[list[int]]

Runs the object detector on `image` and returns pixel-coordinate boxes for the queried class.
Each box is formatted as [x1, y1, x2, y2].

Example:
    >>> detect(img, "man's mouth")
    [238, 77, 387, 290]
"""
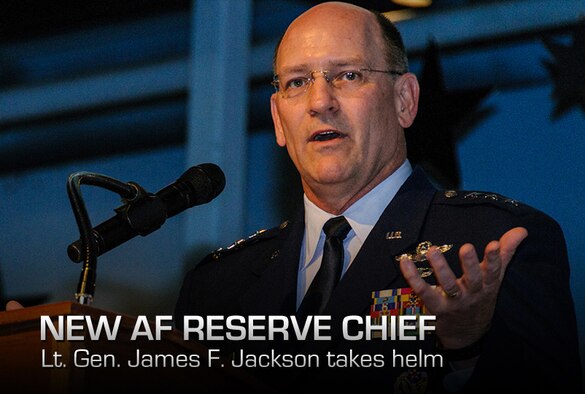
[311, 130, 344, 142]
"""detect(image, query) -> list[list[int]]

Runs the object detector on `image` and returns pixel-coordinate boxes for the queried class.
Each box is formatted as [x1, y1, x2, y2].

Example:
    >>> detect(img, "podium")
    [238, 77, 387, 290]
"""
[0, 302, 274, 393]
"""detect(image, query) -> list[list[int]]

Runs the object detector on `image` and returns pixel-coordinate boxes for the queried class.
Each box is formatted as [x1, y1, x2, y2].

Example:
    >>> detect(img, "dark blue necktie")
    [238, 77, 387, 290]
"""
[298, 216, 351, 317]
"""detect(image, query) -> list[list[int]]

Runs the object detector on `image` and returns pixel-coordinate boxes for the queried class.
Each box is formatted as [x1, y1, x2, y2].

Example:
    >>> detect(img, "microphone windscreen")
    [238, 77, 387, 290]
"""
[178, 163, 226, 207]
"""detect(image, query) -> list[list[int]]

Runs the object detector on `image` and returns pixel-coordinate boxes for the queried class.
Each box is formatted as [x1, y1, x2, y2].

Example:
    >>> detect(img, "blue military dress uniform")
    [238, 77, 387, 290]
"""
[175, 167, 581, 393]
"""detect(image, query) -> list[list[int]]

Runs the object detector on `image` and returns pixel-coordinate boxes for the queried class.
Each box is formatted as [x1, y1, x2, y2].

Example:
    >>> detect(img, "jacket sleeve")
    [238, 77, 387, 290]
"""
[465, 209, 582, 393]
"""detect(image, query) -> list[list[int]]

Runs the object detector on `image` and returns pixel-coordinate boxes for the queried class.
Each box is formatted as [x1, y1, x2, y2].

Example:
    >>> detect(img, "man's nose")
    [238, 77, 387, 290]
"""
[309, 70, 331, 84]
[306, 72, 338, 114]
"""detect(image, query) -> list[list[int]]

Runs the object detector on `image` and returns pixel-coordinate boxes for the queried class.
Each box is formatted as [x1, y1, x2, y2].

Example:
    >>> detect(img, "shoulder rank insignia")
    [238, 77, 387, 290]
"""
[211, 229, 269, 260]
[211, 221, 288, 260]
[463, 191, 520, 207]
[443, 190, 520, 207]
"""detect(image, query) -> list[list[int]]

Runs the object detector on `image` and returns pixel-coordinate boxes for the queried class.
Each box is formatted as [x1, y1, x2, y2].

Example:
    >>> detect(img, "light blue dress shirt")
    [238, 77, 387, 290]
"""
[297, 160, 413, 308]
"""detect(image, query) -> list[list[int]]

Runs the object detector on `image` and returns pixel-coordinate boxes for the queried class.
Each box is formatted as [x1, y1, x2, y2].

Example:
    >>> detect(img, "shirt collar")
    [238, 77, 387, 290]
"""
[303, 160, 412, 266]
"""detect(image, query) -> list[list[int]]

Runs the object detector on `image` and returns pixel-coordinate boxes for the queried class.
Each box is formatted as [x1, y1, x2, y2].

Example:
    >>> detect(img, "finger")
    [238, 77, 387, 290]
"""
[499, 227, 528, 267]
[483, 240, 502, 286]
[426, 247, 460, 298]
[483, 227, 529, 286]
[6, 300, 24, 311]
[399, 257, 439, 304]
[459, 243, 482, 293]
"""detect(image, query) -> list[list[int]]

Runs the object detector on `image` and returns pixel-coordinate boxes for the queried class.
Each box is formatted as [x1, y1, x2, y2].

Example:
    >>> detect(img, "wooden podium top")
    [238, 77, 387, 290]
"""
[0, 301, 134, 331]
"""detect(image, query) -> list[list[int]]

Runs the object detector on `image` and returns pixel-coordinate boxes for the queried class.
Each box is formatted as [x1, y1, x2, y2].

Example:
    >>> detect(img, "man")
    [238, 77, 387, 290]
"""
[175, 2, 581, 393]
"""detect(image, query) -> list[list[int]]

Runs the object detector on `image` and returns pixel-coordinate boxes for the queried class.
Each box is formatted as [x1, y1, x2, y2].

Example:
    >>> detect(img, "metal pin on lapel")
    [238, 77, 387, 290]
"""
[386, 231, 403, 239]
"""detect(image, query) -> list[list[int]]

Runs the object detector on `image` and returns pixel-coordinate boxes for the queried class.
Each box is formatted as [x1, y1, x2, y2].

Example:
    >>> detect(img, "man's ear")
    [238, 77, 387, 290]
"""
[395, 73, 420, 128]
[271, 94, 287, 147]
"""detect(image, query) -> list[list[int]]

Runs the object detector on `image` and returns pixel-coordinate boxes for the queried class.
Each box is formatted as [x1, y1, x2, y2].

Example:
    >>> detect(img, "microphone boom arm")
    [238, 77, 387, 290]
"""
[67, 172, 140, 304]
[66, 163, 225, 304]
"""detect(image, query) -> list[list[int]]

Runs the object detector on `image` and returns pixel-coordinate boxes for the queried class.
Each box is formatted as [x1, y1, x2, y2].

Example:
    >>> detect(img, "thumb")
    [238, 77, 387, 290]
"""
[6, 300, 24, 311]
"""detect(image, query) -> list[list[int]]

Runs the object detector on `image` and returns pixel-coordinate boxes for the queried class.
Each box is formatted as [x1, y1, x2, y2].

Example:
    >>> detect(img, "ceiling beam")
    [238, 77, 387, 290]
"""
[0, 59, 187, 126]
[2, 0, 582, 128]
[392, 0, 585, 54]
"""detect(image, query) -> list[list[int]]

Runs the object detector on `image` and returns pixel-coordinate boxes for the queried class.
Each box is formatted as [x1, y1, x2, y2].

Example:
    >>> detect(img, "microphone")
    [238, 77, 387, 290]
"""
[67, 163, 225, 263]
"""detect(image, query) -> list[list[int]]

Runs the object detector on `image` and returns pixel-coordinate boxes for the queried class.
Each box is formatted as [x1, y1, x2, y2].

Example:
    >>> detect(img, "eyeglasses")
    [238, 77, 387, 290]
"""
[271, 68, 405, 99]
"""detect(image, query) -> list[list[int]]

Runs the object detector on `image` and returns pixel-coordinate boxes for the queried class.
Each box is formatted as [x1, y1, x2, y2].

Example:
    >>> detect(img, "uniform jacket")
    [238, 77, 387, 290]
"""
[175, 167, 581, 393]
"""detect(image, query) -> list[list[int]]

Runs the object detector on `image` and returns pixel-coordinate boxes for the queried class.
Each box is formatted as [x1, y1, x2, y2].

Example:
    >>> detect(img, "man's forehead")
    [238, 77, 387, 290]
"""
[283, 9, 375, 46]
[276, 25, 379, 71]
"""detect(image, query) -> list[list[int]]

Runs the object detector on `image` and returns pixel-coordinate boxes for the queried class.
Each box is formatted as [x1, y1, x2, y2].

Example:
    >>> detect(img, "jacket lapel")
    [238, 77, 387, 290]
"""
[295, 167, 438, 357]
[326, 167, 437, 319]
[238, 167, 437, 336]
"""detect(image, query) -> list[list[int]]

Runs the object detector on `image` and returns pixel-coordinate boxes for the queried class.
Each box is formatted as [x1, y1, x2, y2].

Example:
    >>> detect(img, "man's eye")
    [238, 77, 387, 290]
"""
[286, 78, 308, 90]
[337, 71, 362, 82]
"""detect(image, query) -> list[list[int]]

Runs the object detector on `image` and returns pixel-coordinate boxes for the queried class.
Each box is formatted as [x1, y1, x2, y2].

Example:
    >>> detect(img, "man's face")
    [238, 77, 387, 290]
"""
[270, 4, 411, 207]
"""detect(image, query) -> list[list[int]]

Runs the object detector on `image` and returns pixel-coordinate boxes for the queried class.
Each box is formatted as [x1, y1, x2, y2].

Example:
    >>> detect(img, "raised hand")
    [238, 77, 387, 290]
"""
[399, 227, 528, 350]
